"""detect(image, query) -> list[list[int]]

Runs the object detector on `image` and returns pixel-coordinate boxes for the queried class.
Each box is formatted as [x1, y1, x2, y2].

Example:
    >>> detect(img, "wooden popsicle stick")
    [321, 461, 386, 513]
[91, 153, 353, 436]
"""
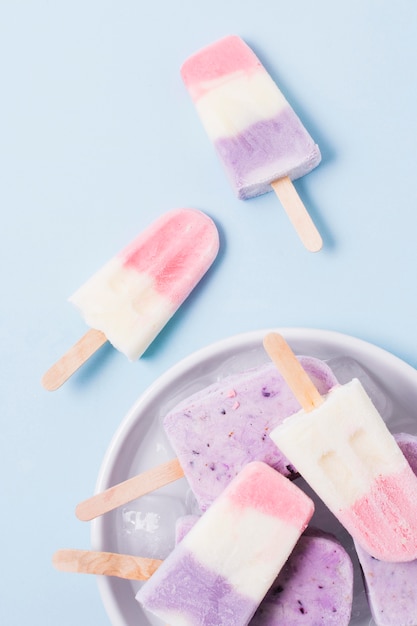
[271, 176, 323, 253]
[76, 458, 185, 521]
[263, 332, 324, 412]
[41, 328, 107, 391]
[53, 549, 162, 580]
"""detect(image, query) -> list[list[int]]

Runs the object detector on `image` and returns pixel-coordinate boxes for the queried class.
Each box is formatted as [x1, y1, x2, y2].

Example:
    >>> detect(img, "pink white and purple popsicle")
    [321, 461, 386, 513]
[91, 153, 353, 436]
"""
[70, 208, 219, 361]
[181, 35, 321, 200]
[136, 462, 314, 625]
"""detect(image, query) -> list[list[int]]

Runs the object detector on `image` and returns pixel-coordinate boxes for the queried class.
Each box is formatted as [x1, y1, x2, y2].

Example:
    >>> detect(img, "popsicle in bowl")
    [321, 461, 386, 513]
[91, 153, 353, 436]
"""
[136, 461, 314, 625]
[53, 462, 316, 626]
[75, 356, 337, 521]
[42, 208, 219, 391]
[263, 332, 417, 562]
[181, 35, 323, 251]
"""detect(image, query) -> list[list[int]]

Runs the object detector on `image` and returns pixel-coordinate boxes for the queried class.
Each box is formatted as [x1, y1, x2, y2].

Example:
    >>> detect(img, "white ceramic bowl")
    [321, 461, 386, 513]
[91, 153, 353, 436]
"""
[91, 327, 417, 626]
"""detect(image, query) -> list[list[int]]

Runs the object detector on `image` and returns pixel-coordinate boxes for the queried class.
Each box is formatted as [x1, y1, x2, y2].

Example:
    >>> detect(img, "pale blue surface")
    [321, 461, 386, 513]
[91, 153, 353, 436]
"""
[1, 1, 417, 624]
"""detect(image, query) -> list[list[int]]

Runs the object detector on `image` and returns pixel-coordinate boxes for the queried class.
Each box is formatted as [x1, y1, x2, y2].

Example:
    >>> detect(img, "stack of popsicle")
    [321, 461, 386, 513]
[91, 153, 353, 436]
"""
[52, 431, 417, 626]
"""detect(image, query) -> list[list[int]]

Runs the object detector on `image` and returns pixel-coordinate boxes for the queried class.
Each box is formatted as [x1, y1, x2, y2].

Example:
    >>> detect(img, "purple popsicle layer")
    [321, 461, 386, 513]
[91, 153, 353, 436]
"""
[163, 357, 338, 511]
[250, 529, 353, 626]
[139, 550, 256, 625]
[216, 108, 321, 200]
[354, 432, 417, 626]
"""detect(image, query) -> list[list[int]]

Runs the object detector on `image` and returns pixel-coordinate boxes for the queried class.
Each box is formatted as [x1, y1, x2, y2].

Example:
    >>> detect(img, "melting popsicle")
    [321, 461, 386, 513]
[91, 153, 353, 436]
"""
[354, 432, 417, 626]
[181, 35, 323, 252]
[136, 462, 314, 625]
[264, 332, 417, 562]
[75, 356, 337, 520]
[42, 208, 219, 391]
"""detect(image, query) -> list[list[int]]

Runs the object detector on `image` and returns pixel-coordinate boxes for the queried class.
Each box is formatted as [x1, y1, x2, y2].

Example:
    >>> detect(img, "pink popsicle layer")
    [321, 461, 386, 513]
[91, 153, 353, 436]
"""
[181, 35, 261, 100]
[181, 36, 321, 199]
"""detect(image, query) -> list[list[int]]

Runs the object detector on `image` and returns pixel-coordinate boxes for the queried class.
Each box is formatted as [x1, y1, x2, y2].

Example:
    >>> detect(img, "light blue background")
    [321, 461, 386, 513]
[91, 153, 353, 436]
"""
[2, 1, 417, 624]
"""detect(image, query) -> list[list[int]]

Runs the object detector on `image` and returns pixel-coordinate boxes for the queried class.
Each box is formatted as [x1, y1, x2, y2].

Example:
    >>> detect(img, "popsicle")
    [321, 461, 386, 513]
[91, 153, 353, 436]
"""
[76, 356, 337, 520]
[354, 432, 417, 626]
[181, 35, 323, 252]
[163, 357, 337, 511]
[54, 532, 352, 625]
[136, 461, 314, 625]
[42, 208, 219, 391]
[175, 517, 353, 626]
[264, 332, 417, 562]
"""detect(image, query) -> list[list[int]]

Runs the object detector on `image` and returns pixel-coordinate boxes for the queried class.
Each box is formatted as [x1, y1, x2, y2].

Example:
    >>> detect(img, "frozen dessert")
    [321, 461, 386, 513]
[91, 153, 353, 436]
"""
[181, 35, 322, 251]
[136, 462, 314, 625]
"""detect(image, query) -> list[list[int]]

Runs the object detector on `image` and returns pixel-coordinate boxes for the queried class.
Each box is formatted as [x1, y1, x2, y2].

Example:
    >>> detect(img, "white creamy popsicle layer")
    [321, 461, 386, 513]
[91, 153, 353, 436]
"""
[270, 378, 417, 562]
[136, 462, 314, 626]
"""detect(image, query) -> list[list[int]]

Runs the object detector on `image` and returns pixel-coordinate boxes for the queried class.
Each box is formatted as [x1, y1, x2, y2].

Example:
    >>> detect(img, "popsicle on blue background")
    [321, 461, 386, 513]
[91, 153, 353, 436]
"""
[42, 208, 219, 391]
[181, 35, 323, 252]
[75, 356, 337, 520]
